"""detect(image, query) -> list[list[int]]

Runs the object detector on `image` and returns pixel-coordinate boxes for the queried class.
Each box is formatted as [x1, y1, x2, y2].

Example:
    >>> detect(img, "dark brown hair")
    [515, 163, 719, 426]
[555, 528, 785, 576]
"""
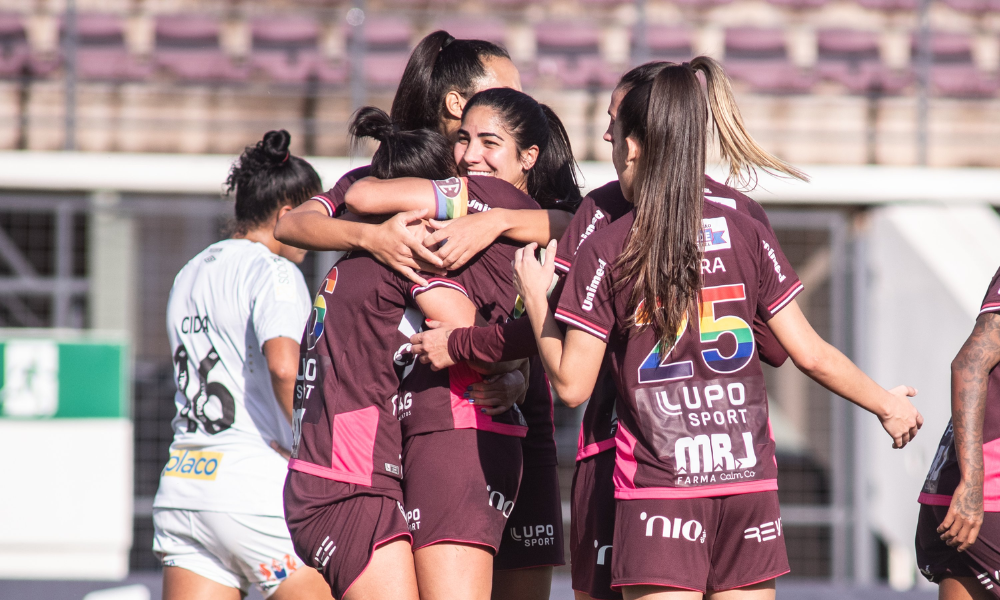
[614, 57, 806, 352]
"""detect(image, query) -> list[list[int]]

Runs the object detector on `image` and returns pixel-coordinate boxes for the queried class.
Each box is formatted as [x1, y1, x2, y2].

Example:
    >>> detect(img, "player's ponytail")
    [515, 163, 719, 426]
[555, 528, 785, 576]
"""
[349, 106, 456, 180]
[615, 64, 706, 354]
[226, 129, 322, 235]
[689, 56, 808, 187]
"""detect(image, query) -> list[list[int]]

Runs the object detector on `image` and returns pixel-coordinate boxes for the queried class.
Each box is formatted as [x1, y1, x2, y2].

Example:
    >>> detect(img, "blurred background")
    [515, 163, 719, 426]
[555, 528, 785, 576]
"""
[1, 0, 1000, 598]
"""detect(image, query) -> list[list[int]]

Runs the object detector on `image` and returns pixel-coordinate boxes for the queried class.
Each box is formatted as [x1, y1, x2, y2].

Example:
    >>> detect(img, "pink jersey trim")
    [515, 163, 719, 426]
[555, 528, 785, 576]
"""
[311, 195, 335, 218]
[330, 405, 379, 483]
[288, 459, 373, 487]
[554, 256, 571, 273]
[611, 581, 703, 593]
[716, 569, 791, 591]
[918, 492, 1000, 512]
[981, 302, 1000, 313]
[448, 362, 528, 438]
[576, 438, 617, 461]
[554, 309, 609, 341]
[340, 533, 413, 599]
[768, 281, 804, 314]
[917, 493, 953, 506]
[412, 537, 499, 553]
[614, 479, 779, 500]
[613, 423, 640, 489]
[410, 278, 469, 299]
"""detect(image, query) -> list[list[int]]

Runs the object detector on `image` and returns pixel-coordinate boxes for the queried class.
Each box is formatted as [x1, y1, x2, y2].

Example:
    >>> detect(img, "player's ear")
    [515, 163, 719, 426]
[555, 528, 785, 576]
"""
[276, 204, 295, 220]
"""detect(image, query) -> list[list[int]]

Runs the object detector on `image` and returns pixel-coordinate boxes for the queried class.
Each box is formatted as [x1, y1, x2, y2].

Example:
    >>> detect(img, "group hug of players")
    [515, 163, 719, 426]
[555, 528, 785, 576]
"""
[152, 27, 1000, 600]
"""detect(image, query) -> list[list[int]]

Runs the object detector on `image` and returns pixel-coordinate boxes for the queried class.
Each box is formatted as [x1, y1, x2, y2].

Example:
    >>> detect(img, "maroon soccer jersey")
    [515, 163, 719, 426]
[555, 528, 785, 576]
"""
[398, 176, 539, 439]
[556, 203, 803, 499]
[288, 252, 419, 496]
[311, 166, 370, 218]
[920, 265, 1000, 511]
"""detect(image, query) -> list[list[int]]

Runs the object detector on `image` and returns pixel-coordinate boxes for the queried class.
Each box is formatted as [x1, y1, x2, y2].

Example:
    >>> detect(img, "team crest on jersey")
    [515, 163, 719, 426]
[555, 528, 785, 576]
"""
[700, 217, 731, 252]
[306, 268, 337, 350]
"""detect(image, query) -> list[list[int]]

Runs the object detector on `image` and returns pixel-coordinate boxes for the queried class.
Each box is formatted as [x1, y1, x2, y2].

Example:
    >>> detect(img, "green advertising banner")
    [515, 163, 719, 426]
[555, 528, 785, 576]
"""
[0, 334, 128, 419]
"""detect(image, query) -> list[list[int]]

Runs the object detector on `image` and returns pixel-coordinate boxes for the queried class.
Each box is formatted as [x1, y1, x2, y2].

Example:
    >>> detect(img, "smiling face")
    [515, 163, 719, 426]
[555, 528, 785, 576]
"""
[454, 104, 538, 192]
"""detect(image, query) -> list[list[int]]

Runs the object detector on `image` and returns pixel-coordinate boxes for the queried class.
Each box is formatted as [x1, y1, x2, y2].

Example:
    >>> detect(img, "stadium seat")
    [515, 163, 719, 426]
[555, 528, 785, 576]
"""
[816, 60, 913, 94]
[363, 51, 410, 86]
[918, 31, 973, 63]
[251, 49, 321, 83]
[430, 17, 506, 44]
[156, 49, 248, 82]
[355, 16, 413, 47]
[0, 44, 29, 77]
[942, 0, 1000, 11]
[932, 64, 999, 97]
[855, 0, 918, 10]
[315, 59, 347, 84]
[536, 21, 601, 54]
[765, 0, 829, 7]
[77, 47, 152, 81]
[725, 59, 817, 93]
[252, 17, 320, 47]
[75, 13, 125, 45]
[641, 25, 693, 59]
[725, 28, 787, 60]
[156, 15, 220, 48]
[817, 28, 880, 57]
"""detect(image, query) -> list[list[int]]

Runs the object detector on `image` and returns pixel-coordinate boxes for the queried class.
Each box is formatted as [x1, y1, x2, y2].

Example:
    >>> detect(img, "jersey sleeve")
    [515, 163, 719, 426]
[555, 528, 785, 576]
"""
[466, 176, 539, 211]
[554, 237, 615, 342]
[980, 266, 1000, 315]
[448, 318, 539, 363]
[409, 277, 471, 301]
[251, 256, 311, 348]
[554, 196, 597, 274]
[755, 222, 804, 322]
[311, 166, 371, 218]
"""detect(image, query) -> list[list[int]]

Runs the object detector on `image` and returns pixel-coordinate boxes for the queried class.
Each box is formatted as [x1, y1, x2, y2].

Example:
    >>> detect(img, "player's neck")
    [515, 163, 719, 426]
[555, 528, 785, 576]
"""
[233, 227, 282, 256]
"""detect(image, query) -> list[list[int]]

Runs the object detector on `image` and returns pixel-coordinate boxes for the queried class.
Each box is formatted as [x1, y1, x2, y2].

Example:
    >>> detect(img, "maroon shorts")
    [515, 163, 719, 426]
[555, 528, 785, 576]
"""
[402, 428, 522, 552]
[917, 503, 1000, 596]
[283, 471, 410, 599]
[570, 450, 621, 600]
[494, 463, 565, 570]
[612, 491, 789, 593]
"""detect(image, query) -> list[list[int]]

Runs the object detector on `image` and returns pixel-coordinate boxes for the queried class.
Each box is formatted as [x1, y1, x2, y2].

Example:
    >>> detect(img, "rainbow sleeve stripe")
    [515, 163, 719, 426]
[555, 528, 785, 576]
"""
[432, 177, 469, 220]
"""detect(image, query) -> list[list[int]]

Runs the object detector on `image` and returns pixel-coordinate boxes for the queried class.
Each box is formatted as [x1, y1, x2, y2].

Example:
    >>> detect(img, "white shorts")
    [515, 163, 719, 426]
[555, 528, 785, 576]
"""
[153, 508, 303, 598]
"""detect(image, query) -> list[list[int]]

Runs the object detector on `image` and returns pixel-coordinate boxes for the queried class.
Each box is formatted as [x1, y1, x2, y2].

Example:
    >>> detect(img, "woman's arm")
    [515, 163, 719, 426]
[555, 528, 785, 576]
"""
[411, 287, 526, 416]
[274, 202, 445, 285]
[937, 312, 1000, 551]
[428, 209, 573, 270]
[513, 241, 606, 407]
[767, 300, 923, 448]
[345, 177, 438, 216]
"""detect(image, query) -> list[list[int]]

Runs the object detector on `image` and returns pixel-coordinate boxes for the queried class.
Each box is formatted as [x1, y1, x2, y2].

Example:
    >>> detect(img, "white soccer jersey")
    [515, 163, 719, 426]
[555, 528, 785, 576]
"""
[154, 239, 311, 517]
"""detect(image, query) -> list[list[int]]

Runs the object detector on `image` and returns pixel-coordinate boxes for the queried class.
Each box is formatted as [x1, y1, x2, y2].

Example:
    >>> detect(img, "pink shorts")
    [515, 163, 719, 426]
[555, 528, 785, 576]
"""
[612, 491, 789, 593]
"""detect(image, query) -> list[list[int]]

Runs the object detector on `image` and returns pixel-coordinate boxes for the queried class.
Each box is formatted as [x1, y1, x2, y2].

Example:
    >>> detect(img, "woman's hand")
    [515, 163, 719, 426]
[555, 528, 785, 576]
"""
[938, 477, 984, 552]
[361, 209, 446, 286]
[409, 320, 457, 371]
[879, 385, 923, 449]
[425, 211, 506, 270]
[464, 368, 527, 416]
[513, 240, 557, 315]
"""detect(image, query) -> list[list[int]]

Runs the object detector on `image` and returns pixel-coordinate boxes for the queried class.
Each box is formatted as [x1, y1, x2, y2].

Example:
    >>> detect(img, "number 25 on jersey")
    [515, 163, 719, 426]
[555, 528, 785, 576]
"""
[638, 284, 754, 384]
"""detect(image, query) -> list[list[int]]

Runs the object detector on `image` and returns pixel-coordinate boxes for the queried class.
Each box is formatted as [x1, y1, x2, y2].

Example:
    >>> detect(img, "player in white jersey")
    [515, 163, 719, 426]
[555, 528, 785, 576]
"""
[153, 130, 332, 600]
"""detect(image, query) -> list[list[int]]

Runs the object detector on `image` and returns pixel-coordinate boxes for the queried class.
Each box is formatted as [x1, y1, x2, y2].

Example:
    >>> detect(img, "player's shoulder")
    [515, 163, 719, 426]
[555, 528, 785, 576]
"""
[466, 175, 539, 210]
[580, 208, 634, 257]
[314, 165, 372, 216]
[704, 175, 770, 226]
[702, 200, 769, 253]
[585, 180, 630, 219]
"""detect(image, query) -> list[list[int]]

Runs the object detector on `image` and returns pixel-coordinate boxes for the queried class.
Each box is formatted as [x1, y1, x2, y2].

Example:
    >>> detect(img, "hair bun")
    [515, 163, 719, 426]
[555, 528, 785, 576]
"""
[349, 106, 397, 145]
[261, 129, 291, 164]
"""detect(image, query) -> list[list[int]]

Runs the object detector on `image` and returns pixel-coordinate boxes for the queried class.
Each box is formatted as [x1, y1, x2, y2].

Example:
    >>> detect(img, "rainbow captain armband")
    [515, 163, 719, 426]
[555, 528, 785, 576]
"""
[432, 177, 469, 220]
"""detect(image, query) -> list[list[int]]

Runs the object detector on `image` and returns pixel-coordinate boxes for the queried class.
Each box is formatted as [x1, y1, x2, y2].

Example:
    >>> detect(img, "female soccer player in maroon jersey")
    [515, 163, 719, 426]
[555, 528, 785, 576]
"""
[340, 88, 579, 600]
[513, 58, 923, 600]
[285, 109, 496, 600]
[274, 36, 569, 599]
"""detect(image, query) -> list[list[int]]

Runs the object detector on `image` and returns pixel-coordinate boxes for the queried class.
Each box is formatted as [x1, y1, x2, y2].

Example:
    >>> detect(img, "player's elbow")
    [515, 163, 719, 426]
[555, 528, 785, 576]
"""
[268, 363, 298, 386]
[344, 179, 378, 215]
[553, 382, 589, 408]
